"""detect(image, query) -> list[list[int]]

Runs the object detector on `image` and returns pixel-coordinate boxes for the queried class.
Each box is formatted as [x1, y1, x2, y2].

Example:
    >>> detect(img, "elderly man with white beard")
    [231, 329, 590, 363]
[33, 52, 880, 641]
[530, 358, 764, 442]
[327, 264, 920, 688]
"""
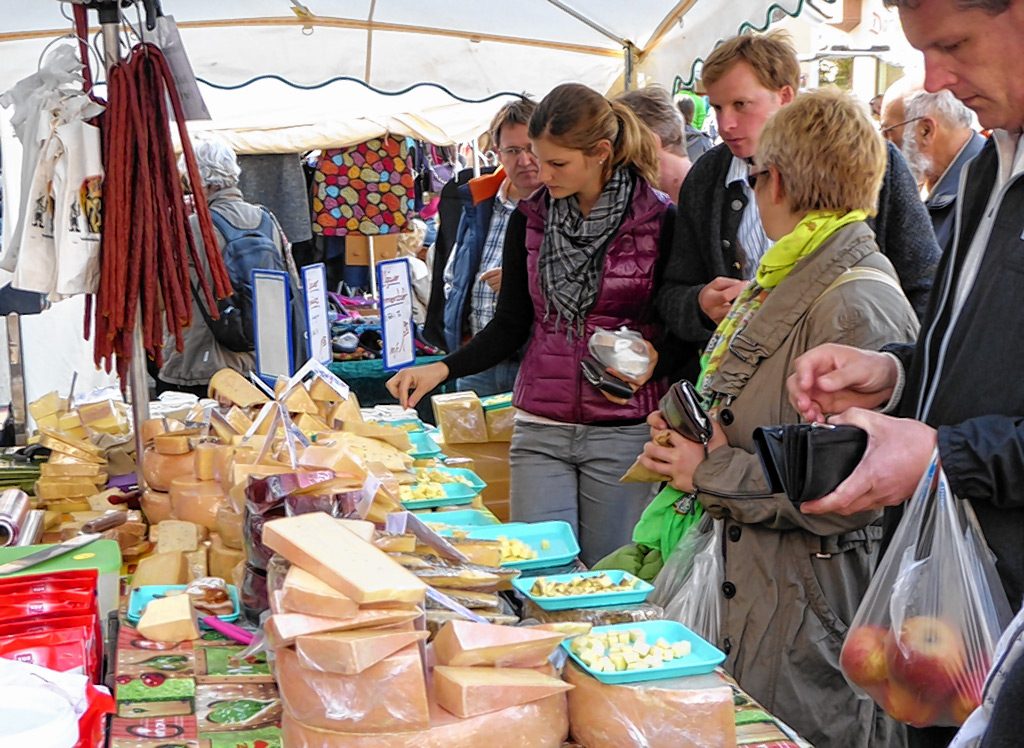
[901, 89, 986, 250]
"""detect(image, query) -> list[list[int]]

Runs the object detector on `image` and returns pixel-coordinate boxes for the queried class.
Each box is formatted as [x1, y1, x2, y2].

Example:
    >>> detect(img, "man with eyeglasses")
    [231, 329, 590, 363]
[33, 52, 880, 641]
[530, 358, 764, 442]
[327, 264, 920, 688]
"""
[880, 74, 925, 150]
[656, 32, 940, 382]
[442, 97, 540, 396]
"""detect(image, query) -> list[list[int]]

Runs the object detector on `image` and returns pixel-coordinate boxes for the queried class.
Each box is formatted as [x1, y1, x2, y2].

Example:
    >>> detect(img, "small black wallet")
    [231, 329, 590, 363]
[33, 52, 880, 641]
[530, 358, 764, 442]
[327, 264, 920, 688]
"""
[580, 358, 634, 399]
[752, 423, 867, 503]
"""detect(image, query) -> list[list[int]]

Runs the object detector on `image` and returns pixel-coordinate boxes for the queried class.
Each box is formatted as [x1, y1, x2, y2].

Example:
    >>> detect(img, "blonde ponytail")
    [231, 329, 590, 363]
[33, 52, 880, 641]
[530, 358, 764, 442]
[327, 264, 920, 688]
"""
[608, 101, 660, 187]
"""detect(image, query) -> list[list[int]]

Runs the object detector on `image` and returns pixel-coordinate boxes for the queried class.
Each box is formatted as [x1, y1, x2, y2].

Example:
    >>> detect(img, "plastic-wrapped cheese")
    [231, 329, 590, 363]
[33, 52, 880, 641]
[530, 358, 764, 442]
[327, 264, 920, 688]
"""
[433, 666, 573, 718]
[168, 476, 227, 530]
[277, 645, 430, 732]
[141, 447, 195, 492]
[281, 692, 569, 747]
[265, 608, 422, 647]
[141, 488, 174, 524]
[431, 392, 487, 445]
[282, 566, 359, 619]
[563, 662, 736, 748]
[432, 621, 565, 667]
[296, 628, 429, 674]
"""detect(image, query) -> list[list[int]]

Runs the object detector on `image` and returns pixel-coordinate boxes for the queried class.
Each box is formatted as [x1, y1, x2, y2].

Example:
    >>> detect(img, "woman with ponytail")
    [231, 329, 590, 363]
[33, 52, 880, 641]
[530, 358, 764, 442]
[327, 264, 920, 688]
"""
[389, 83, 677, 564]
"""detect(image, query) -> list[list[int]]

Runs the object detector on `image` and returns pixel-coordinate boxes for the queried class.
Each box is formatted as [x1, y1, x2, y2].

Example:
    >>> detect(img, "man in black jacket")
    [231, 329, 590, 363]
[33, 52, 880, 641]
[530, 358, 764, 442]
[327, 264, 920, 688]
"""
[658, 32, 940, 380]
[789, 1, 1024, 745]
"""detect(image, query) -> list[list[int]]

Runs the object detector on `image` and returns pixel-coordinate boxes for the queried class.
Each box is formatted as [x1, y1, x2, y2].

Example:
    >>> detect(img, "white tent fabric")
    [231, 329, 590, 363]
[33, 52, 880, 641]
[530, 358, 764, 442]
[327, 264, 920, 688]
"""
[0, 0, 825, 408]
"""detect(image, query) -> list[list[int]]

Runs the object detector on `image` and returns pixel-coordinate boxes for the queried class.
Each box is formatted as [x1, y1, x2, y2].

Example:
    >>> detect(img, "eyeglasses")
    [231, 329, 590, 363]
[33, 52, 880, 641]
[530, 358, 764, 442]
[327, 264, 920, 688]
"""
[497, 145, 533, 158]
[746, 169, 769, 189]
[881, 116, 924, 136]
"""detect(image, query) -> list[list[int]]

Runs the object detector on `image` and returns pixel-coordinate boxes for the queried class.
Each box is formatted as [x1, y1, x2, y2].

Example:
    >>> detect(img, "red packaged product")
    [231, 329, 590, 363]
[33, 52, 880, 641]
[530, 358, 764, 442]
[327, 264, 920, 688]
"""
[0, 625, 93, 673]
[0, 590, 96, 619]
[0, 568, 98, 595]
[0, 612, 102, 680]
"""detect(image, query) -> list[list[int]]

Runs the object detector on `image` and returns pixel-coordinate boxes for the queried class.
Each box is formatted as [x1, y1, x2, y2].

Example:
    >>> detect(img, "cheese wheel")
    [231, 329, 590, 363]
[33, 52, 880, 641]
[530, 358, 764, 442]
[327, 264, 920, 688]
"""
[278, 645, 429, 733]
[281, 692, 569, 747]
[141, 448, 195, 492]
[563, 661, 736, 748]
[168, 476, 227, 530]
[141, 489, 174, 524]
[215, 504, 244, 549]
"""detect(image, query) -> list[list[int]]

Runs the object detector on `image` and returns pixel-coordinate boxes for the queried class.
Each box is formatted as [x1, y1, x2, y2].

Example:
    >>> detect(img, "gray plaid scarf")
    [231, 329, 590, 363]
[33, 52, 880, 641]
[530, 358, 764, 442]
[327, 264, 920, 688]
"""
[538, 167, 634, 338]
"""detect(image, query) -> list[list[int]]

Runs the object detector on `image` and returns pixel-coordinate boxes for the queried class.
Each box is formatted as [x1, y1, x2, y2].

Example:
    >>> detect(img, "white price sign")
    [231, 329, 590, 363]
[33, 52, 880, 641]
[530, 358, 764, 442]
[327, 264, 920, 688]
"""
[302, 262, 331, 364]
[376, 258, 416, 370]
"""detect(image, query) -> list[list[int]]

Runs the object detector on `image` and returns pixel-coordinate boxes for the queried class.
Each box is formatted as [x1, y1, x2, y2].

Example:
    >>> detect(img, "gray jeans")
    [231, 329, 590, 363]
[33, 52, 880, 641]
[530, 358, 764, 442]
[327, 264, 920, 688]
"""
[509, 420, 656, 566]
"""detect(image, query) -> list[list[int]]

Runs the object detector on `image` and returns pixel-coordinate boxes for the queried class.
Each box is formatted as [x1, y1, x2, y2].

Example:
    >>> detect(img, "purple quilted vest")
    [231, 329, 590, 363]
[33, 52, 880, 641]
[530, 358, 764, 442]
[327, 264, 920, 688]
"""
[513, 177, 670, 423]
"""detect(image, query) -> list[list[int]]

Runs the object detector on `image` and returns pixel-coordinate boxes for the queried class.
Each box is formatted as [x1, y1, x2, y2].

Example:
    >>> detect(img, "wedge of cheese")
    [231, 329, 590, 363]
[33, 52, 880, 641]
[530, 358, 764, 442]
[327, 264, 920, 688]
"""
[295, 628, 429, 675]
[328, 392, 362, 425]
[432, 621, 565, 668]
[265, 608, 421, 647]
[137, 592, 200, 642]
[281, 566, 359, 619]
[131, 551, 188, 588]
[208, 368, 268, 408]
[215, 504, 244, 549]
[341, 421, 412, 452]
[309, 375, 349, 403]
[433, 666, 572, 718]
[281, 692, 569, 748]
[263, 512, 426, 606]
[34, 477, 100, 499]
[277, 645, 429, 732]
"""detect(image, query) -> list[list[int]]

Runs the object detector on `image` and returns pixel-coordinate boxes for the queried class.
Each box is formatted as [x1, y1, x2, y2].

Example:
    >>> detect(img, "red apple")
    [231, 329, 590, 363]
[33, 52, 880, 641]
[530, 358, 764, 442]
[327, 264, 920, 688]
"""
[886, 616, 966, 700]
[949, 668, 987, 725]
[842, 625, 891, 687]
[883, 680, 943, 727]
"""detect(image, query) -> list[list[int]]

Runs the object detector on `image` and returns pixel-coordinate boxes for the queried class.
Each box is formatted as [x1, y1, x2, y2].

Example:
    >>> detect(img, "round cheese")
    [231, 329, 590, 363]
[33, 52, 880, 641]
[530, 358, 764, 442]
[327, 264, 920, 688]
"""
[141, 448, 195, 492]
[168, 476, 227, 530]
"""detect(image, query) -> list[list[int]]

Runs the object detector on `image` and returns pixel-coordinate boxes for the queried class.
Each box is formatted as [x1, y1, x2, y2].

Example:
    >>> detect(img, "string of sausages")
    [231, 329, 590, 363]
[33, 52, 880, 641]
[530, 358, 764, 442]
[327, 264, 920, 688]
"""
[91, 42, 233, 383]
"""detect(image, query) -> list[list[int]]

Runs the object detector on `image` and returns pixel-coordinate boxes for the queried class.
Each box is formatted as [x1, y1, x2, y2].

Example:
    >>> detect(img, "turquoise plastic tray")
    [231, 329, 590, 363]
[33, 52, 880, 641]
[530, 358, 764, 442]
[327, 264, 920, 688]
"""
[416, 466, 487, 492]
[127, 584, 241, 626]
[415, 509, 501, 527]
[563, 620, 726, 684]
[452, 520, 580, 571]
[511, 570, 654, 611]
[374, 417, 425, 433]
[401, 481, 477, 509]
[408, 430, 442, 459]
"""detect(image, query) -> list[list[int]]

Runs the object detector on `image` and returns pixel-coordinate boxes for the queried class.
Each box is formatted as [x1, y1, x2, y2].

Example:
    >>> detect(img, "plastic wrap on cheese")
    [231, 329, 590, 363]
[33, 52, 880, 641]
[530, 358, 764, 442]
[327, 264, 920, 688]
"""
[431, 392, 487, 445]
[481, 393, 514, 442]
[522, 599, 664, 625]
[563, 661, 736, 748]
[277, 645, 430, 732]
[281, 692, 569, 747]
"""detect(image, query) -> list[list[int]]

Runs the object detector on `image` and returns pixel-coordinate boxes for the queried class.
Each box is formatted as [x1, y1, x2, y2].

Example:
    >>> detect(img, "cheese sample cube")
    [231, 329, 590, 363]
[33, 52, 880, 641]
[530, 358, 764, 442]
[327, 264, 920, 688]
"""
[137, 592, 200, 642]
[131, 551, 188, 588]
[209, 533, 244, 580]
[262, 512, 426, 606]
[277, 645, 429, 732]
[433, 621, 565, 668]
[281, 692, 569, 748]
[155, 520, 204, 554]
[563, 661, 736, 748]
[281, 566, 359, 619]
[296, 628, 429, 675]
[433, 666, 573, 718]
[265, 608, 421, 647]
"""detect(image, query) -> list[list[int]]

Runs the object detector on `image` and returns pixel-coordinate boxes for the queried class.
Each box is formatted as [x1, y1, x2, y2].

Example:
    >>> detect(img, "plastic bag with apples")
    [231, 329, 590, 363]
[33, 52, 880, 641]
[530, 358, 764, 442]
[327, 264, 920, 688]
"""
[840, 451, 1012, 727]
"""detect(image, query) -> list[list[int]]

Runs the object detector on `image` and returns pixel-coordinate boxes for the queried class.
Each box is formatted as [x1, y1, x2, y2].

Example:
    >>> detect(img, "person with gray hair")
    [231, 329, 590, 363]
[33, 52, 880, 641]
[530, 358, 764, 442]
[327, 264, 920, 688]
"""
[616, 86, 692, 199]
[158, 136, 295, 395]
[900, 88, 985, 250]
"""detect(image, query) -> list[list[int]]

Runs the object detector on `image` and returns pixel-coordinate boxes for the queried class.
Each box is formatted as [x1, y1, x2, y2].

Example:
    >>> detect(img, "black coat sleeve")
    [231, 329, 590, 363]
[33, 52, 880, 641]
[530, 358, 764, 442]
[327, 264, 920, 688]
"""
[442, 210, 533, 380]
[873, 143, 941, 318]
[939, 416, 1024, 509]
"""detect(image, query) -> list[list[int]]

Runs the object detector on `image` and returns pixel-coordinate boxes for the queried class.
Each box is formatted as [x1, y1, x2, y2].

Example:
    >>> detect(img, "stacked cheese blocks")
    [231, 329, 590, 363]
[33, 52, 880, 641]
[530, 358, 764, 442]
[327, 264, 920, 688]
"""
[263, 512, 574, 747]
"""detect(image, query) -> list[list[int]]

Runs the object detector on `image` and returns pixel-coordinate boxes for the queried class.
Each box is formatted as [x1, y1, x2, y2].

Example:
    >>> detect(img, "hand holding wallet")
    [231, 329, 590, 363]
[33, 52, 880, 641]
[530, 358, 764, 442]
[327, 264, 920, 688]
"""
[659, 380, 713, 446]
[580, 358, 635, 400]
[752, 423, 867, 504]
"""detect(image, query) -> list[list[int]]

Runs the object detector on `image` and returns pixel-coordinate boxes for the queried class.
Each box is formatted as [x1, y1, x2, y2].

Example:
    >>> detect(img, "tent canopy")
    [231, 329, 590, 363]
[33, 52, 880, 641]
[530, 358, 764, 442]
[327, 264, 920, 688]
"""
[0, 0, 832, 151]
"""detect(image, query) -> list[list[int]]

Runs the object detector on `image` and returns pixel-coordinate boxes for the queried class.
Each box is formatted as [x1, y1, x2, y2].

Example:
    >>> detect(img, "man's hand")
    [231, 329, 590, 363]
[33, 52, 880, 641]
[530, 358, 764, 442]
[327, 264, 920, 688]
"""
[698, 277, 748, 324]
[386, 362, 449, 409]
[800, 408, 937, 516]
[787, 344, 899, 423]
[479, 268, 502, 293]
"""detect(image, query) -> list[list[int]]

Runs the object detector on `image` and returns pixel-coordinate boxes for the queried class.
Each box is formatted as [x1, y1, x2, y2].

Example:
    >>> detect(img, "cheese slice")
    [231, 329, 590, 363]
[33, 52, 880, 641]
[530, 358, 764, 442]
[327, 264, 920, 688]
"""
[131, 551, 188, 588]
[281, 566, 359, 619]
[34, 477, 101, 499]
[155, 519, 204, 554]
[433, 666, 572, 718]
[265, 608, 421, 647]
[295, 628, 429, 674]
[137, 591, 200, 642]
[209, 368, 268, 408]
[40, 460, 104, 478]
[38, 427, 104, 457]
[432, 621, 565, 668]
[277, 645, 429, 732]
[341, 421, 412, 451]
[263, 512, 426, 606]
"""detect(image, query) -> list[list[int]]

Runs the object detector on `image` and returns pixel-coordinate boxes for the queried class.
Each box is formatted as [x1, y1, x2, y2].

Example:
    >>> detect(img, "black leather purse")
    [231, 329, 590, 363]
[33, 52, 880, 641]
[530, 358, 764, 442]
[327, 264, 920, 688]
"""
[659, 380, 713, 446]
[752, 423, 867, 503]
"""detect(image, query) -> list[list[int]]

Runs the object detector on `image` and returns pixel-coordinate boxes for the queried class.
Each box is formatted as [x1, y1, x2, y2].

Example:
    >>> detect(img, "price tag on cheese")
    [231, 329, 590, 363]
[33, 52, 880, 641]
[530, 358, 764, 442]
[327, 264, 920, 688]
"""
[302, 263, 332, 364]
[376, 259, 416, 370]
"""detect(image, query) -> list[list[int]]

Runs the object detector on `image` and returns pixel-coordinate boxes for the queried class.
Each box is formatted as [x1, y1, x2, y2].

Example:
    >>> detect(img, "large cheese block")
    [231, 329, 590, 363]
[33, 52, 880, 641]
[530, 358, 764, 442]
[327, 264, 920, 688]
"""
[432, 621, 565, 668]
[137, 592, 200, 642]
[433, 666, 573, 718]
[296, 628, 429, 674]
[277, 645, 429, 732]
[281, 566, 359, 619]
[563, 661, 736, 748]
[208, 533, 245, 580]
[265, 608, 421, 647]
[141, 448, 195, 492]
[131, 551, 188, 588]
[40, 461, 104, 478]
[168, 477, 227, 530]
[262, 512, 426, 606]
[281, 692, 569, 747]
